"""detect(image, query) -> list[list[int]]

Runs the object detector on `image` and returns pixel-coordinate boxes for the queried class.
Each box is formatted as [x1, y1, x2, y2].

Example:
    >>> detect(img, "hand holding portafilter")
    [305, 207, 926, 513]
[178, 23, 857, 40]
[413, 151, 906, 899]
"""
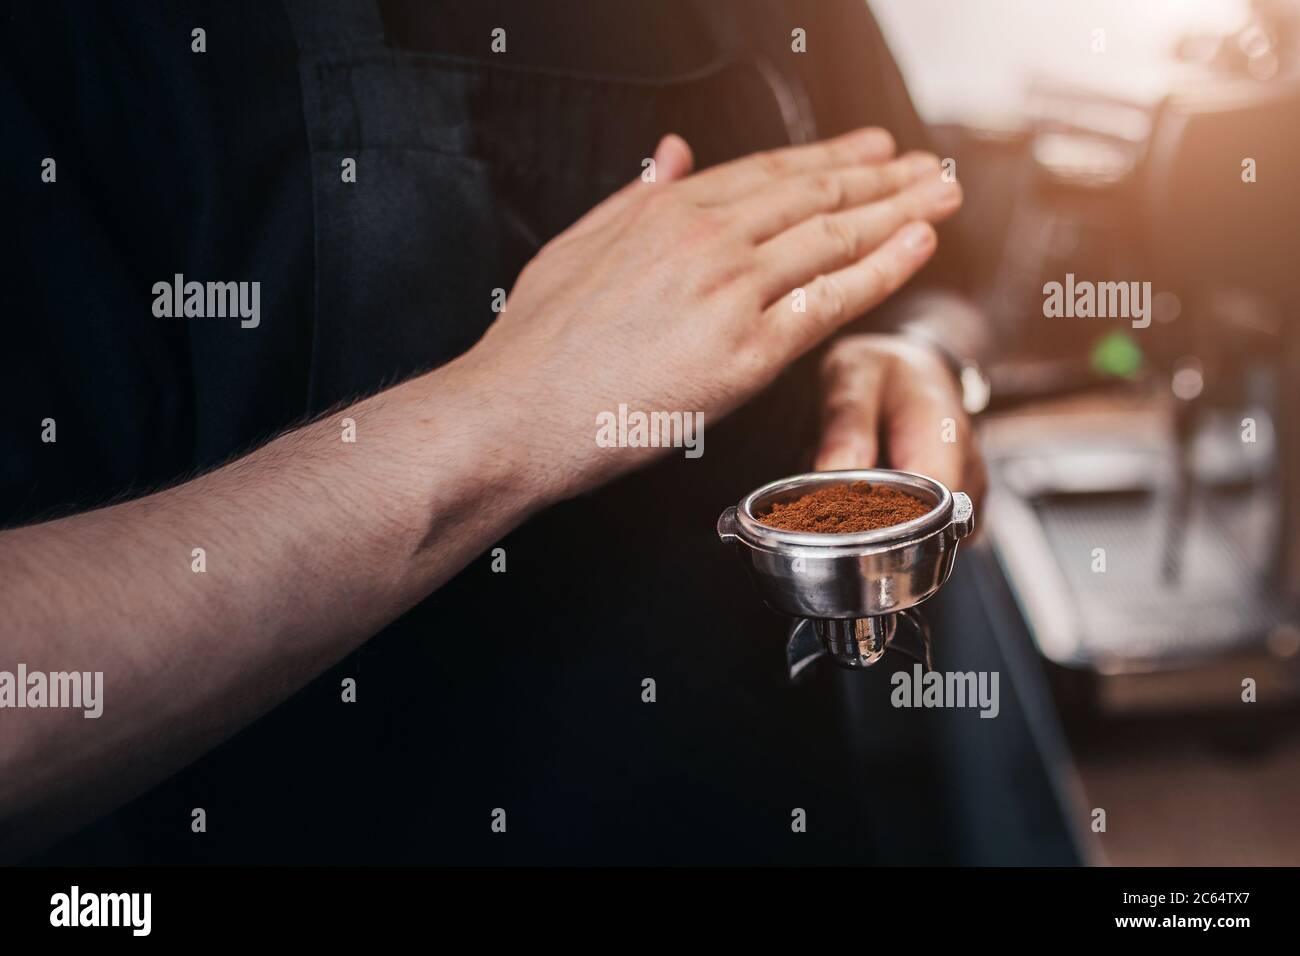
[717, 470, 974, 676]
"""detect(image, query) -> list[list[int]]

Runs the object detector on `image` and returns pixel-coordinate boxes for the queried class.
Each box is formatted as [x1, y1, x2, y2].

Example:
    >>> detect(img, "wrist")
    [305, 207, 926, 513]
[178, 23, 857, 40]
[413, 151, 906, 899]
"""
[268, 352, 553, 606]
[899, 327, 991, 416]
[405, 347, 561, 522]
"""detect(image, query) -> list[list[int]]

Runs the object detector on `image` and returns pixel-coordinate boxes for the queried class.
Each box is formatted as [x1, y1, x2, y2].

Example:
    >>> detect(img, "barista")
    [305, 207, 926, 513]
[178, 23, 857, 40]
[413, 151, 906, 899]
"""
[2, 0, 985, 863]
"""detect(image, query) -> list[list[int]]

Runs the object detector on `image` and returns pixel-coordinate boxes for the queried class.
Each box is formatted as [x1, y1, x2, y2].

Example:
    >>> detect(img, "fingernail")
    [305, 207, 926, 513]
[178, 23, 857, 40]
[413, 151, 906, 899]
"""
[899, 221, 935, 251]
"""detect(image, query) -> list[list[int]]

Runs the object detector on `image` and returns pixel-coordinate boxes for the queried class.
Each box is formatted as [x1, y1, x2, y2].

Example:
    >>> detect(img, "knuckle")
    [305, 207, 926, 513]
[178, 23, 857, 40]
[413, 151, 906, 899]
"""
[727, 283, 764, 322]
[817, 213, 858, 262]
[821, 391, 862, 419]
[860, 256, 894, 296]
[818, 345, 846, 381]
[808, 172, 845, 210]
[819, 336, 866, 378]
[757, 151, 787, 179]
[810, 273, 849, 323]
[701, 249, 755, 300]
[682, 207, 732, 248]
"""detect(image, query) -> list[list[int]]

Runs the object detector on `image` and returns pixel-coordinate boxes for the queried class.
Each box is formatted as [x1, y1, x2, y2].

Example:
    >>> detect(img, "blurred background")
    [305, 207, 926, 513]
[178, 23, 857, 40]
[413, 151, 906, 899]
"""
[874, 0, 1300, 863]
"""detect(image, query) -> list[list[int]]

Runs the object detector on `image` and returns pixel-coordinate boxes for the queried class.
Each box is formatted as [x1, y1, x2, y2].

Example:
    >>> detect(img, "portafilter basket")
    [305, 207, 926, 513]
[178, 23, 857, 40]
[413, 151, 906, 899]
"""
[717, 470, 974, 675]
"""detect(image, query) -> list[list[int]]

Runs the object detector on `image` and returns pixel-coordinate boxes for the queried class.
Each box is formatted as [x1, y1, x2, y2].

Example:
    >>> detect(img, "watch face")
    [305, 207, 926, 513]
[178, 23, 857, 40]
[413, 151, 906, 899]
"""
[960, 363, 992, 415]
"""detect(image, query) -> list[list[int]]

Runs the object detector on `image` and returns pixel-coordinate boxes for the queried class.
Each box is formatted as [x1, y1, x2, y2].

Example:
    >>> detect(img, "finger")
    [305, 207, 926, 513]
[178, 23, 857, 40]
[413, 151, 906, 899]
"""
[679, 126, 895, 204]
[755, 176, 962, 305]
[881, 360, 969, 493]
[565, 134, 695, 240]
[730, 152, 940, 242]
[814, 348, 887, 471]
[654, 133, 695, 182]
[960, 439, 988, 512]
[765, 221, 937, 350]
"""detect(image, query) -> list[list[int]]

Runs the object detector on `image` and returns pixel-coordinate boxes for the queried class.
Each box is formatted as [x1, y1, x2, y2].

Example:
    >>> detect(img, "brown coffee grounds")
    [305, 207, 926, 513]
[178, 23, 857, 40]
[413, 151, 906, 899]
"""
[760, 481, 931, 533]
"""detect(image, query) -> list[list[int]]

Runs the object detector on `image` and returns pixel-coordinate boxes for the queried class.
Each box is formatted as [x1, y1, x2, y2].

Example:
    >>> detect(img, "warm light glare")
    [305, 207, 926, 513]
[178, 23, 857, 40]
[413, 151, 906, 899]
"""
[873, 0, 1252, 122]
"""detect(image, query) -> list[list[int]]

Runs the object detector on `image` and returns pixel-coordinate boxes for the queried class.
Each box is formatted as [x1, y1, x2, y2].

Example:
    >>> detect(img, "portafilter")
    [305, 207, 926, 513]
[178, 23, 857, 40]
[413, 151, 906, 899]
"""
[717, 469, 974, 676]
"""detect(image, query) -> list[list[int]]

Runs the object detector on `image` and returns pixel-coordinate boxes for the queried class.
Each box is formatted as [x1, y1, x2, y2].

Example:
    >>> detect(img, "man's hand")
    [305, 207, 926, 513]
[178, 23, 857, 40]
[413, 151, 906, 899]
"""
[814, 333, 987, 504]
[472, 128, 963, 502]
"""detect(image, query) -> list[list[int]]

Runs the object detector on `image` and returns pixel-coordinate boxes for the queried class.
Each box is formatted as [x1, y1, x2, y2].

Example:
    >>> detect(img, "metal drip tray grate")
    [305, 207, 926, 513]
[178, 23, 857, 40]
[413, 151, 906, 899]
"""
[1031, 489, 1284, 663]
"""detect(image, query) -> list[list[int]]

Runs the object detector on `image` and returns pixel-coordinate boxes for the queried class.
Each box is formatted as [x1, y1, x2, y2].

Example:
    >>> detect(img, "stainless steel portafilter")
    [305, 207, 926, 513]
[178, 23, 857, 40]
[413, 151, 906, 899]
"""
[717, 470, 974, 677]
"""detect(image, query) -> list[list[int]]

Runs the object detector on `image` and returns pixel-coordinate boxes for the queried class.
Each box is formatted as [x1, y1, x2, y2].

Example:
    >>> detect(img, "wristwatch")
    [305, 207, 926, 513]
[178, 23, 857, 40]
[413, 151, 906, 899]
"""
[904, 328, 991, 416]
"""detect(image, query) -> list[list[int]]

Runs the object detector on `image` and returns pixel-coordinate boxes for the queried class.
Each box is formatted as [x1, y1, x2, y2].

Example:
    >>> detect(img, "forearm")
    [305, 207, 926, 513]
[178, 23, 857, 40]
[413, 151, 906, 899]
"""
[0, 350, 539, 851]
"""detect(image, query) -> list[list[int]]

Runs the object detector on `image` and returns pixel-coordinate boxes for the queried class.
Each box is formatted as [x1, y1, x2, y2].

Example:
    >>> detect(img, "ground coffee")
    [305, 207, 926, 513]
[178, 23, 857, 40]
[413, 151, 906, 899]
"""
[760, 481, 930, 533]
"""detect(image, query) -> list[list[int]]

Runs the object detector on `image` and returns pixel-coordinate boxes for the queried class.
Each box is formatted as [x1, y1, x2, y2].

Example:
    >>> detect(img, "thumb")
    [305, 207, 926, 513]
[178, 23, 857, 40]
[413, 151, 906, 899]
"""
[565, 135, 695, 239]
[652, 133, 695, 182]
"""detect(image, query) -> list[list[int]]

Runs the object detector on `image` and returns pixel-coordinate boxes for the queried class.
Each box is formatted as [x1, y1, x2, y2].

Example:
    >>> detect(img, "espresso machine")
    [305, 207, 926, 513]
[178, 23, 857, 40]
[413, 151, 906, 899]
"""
[975, 37, 1300, 707]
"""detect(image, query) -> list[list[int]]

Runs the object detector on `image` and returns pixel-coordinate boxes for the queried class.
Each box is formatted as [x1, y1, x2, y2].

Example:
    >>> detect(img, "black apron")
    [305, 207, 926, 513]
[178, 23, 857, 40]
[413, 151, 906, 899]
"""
[45, 0, 958, 865]
[235, 0, 955, 865]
